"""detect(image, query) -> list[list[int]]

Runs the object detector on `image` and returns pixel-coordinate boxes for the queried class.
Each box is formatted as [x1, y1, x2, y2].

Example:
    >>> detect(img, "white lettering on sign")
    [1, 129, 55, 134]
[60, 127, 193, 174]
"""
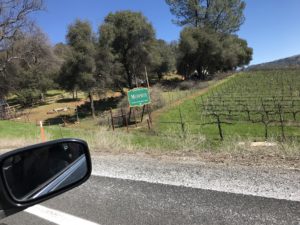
[131, 93, 147, 99]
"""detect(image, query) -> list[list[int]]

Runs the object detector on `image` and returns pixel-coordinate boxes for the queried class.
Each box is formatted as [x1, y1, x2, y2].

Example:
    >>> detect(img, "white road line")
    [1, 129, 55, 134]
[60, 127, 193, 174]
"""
[25, 205, 100, 225]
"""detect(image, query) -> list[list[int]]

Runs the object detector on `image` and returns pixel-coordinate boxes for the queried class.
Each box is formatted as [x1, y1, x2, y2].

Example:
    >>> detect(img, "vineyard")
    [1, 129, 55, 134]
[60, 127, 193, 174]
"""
[158, 70, 300, 142]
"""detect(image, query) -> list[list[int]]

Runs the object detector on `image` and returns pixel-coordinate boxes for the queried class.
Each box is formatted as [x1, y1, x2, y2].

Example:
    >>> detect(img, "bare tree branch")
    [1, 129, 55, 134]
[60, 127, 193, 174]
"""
[0, 0, 44, 49]
[0, 0, 44, 75]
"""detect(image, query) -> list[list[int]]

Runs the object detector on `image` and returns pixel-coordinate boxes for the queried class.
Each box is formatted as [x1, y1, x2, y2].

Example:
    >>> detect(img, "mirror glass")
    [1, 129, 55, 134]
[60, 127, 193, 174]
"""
[2, 142, 88, 202]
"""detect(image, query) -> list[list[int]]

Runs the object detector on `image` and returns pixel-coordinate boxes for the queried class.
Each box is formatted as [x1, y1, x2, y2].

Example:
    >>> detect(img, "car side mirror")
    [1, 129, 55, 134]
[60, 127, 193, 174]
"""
[0, 138, 92, 218]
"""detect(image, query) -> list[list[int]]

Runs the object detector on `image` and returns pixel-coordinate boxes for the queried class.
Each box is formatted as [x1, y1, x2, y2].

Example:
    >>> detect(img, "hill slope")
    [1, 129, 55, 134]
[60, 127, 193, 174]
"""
[248, 54, 300, 70]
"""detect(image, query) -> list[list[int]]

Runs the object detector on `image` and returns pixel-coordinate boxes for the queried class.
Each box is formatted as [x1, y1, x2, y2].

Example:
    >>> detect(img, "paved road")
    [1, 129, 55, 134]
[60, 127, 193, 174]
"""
[2, 175, 300, 225]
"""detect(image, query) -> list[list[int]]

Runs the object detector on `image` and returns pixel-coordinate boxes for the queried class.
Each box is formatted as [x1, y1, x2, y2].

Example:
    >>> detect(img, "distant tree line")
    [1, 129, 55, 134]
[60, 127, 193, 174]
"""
[0, 0, 252, 116]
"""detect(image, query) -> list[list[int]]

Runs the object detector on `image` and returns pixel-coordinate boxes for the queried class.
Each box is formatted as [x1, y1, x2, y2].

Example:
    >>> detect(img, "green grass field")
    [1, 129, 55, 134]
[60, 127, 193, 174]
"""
[0, 120, 83, 140]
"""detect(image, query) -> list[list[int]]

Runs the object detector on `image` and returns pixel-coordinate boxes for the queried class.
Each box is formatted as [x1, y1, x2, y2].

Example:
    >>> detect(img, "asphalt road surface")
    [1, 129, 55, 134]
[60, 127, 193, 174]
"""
[1, 175, 300, 225]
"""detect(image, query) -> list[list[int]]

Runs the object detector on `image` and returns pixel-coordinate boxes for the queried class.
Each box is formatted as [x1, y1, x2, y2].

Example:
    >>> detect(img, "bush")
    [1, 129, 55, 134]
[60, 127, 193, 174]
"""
[178, 80, 209, 90]
[16, 89, 42, 106]
[178, 81, 195, 90]
[194, 81, 209, 89]
[149, 85, 166, 110]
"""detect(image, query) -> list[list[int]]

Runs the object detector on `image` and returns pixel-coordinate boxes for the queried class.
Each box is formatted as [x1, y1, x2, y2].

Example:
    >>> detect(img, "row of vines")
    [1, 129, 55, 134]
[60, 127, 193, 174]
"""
[158, 70, 300, 142]
[199, 70, 300, 141]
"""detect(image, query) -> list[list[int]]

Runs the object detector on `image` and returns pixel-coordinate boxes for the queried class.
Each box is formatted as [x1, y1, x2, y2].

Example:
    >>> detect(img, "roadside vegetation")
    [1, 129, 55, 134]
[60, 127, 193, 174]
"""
[1, 0, 299, 168]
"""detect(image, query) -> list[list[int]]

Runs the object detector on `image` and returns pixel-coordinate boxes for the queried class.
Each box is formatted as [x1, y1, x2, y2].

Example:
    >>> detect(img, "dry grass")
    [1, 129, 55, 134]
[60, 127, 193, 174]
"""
[14, 101, 82, 124]
[162, 72, 184, 81]
[1, 126, 299, 169]
[0, 137, 37, 150]
[199, 136, 300, 169]
[12, 89, 123, 125]
[0, 127, 136, 153]
[78, 128, 137, 154]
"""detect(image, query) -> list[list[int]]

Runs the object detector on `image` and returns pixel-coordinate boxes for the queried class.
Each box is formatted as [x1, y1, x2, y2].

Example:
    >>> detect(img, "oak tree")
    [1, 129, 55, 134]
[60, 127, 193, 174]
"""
[166, 0, 246, 33]
[97, 11, 155, 89]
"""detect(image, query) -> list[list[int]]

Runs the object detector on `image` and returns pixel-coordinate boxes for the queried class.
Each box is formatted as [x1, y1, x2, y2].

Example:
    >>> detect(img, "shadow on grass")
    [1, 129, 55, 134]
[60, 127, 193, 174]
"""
[43, 115, 77, 126]
[45, 92, 62, 97]
[78, 96, 122, 118]
[43, 96, 123, 125]
[6, 98, 19, 105]
[56, 98, 81, 103]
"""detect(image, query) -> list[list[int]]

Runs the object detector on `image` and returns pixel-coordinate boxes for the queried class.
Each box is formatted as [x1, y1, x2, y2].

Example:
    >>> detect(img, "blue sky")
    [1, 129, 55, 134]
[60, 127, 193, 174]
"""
[32, 0, 300, 65]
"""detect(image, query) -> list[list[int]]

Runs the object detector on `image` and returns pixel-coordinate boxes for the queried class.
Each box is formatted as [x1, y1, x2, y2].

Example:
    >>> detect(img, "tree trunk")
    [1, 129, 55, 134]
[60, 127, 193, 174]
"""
[40, 93, 45, 103]
[89, 91, 96, 119]
[127, 73, 133, 89]
[124, 65, 133, 89]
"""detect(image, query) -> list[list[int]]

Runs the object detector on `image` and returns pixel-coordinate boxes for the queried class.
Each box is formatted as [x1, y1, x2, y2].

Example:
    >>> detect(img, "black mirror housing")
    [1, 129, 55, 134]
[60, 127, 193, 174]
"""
[0, 138, 92, 216]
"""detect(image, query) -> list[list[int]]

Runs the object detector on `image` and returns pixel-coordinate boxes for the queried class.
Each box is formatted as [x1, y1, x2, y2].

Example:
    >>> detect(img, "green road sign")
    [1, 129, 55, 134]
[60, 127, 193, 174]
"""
[128, 88, 151, 107]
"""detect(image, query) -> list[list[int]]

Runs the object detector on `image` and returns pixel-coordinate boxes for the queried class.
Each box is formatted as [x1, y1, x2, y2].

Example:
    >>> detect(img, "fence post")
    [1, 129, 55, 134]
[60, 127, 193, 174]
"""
[147, 119, 151, 130]
[147, 105, 152, 125]
[179, 107, 185, 137]
[128, 107, 132, 124]
[76, 105, 79, 123]
[277, 104, 286, 141]
[121, 108, 124, 124]
[141, 105, 146, 122]
[133, 108, 138, 127]
[110, 108, 115, 131]
[125, 109, 129, 133]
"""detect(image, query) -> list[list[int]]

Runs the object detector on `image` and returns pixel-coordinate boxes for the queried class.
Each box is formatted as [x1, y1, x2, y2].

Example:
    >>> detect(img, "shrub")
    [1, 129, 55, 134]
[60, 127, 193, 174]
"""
[16, 89, 42, 106]
[149, 85, 166, 110]
[178, 80, 209, 90]
[178, 81, 195, 90]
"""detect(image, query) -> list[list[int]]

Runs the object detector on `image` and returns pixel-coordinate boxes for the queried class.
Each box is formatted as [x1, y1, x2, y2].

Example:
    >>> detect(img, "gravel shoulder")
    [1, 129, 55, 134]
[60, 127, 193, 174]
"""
[91, 153, 300, 202]
[2, 146, 299, 202]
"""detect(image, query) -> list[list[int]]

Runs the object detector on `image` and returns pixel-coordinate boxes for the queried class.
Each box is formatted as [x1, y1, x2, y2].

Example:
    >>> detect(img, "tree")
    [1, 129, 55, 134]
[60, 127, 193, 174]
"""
[177, 27, 252, 78]
[54, 43, 72, 62]
[150, 39, 176, 80]
[0, 27, 59, 105]
[0, 0, 44, 75]
[58, 20, 97, 118]
[97, 11, 155, 89]
[165, 0, 246, 33]
[221, 34, 252, 71]
[177, 27, 222, 78]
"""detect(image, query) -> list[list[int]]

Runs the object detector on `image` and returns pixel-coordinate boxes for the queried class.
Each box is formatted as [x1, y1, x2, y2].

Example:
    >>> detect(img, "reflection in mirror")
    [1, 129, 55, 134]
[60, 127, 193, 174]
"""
[2, 142, 88, 202]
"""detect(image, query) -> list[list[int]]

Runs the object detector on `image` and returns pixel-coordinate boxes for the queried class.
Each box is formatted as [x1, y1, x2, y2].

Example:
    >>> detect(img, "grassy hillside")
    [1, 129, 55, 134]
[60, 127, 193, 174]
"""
[248, 55, 300, 70]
